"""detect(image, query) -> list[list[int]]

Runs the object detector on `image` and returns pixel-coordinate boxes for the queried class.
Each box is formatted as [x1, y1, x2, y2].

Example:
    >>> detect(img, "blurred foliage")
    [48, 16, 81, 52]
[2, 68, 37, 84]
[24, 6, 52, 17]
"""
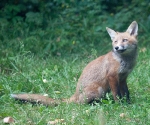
[0, 0, 150, 59]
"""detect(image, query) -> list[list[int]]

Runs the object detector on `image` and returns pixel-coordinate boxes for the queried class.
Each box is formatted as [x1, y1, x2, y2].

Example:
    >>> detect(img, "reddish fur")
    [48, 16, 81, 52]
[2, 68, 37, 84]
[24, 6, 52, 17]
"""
[11, 21, 138, 105]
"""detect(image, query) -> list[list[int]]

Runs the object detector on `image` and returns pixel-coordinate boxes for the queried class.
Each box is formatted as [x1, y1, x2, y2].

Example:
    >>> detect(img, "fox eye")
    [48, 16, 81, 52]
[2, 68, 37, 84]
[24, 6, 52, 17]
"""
[123, 39, 128, 42]
[114, 41, 117, 43]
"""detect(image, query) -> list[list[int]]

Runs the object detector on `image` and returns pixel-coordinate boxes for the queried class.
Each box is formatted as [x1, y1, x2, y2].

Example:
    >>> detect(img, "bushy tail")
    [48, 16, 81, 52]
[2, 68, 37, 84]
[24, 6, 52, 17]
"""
[11, 94, 62, 106]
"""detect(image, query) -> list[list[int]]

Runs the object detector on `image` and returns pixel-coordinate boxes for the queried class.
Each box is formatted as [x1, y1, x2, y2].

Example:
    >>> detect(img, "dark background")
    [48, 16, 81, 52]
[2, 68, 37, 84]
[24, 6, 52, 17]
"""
[0, 0, 149, 57]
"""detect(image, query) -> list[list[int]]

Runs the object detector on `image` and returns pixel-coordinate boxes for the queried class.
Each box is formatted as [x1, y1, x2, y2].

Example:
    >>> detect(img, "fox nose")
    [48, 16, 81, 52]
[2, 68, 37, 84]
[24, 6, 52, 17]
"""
[115, 46, 119, 50]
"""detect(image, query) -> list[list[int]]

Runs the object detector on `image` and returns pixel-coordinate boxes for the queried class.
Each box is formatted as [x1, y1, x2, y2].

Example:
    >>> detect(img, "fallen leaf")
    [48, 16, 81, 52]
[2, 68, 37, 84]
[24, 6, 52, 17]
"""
[120, 113, 125, 118]
[3, 117, 15, 124]
[47, 119, 64, 124]
[43, 79, 48, 83]
[43, 93, 48, 96]
[48, 120, 57, 125]
[140, 47, 147, 53]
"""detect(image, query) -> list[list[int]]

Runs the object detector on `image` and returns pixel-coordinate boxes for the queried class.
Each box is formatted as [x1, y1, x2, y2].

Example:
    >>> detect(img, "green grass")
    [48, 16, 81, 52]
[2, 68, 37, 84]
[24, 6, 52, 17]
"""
[0, 46, 150, 125]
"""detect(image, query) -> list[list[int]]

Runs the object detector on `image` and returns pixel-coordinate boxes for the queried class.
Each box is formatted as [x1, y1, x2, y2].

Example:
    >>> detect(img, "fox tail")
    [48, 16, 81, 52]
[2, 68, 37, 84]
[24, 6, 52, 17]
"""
[11, 93, 62, 106]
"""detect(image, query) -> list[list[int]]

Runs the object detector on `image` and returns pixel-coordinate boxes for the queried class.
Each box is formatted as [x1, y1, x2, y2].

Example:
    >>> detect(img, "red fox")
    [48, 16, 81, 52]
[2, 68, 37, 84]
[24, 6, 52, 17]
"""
[11, 21, 138, 105]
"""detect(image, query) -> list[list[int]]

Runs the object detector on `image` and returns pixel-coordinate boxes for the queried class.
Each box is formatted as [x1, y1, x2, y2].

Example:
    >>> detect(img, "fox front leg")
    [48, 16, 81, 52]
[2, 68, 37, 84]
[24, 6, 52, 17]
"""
[120, 81, 130, 103]
[108, 76, 122, 101]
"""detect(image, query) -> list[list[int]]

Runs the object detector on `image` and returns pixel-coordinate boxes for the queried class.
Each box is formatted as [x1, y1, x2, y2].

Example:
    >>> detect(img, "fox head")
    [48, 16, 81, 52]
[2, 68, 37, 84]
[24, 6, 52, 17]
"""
[106, 21, 138, 55]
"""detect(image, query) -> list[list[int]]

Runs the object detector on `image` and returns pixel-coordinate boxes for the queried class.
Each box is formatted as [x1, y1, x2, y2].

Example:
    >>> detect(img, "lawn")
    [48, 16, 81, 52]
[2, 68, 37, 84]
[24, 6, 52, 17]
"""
[0, 0, 150, 124]
[0, 45, 150, 125]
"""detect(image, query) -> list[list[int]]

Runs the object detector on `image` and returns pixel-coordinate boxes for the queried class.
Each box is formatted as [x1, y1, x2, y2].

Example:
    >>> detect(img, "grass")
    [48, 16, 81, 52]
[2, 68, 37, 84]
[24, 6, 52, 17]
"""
[0, 45, 150, 125]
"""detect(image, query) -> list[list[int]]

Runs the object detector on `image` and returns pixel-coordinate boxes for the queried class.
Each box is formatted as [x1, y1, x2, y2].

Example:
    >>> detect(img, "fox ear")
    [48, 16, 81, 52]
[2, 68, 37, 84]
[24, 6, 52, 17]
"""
[106, 27, 117, 41]
[126, 21, 138, 36]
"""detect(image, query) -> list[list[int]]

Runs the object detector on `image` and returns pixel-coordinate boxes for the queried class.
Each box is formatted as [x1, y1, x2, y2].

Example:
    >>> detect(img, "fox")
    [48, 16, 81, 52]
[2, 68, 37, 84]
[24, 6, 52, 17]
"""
[11, 21, 138, 105]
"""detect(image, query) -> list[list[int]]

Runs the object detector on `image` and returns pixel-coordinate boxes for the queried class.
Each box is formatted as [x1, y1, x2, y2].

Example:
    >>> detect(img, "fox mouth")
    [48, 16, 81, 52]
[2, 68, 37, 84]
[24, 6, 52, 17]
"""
[117, 49, 126, 53]
[114, 46, 127, 53]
